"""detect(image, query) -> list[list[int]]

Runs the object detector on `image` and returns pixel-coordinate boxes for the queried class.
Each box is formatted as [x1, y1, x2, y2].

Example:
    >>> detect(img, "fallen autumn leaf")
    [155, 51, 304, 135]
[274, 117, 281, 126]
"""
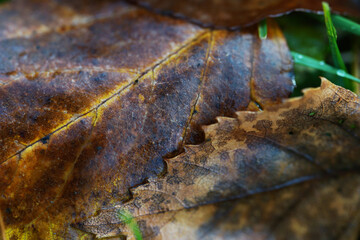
[0, 0, 294, 238]
[81, 79, 360, 239]
[0, 0, 359, 239]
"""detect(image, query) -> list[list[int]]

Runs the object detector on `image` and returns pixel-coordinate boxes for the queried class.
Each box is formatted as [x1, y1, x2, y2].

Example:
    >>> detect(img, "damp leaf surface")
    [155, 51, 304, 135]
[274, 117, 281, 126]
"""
[0, 0, 295, 239]
[80, 79, 360, 240]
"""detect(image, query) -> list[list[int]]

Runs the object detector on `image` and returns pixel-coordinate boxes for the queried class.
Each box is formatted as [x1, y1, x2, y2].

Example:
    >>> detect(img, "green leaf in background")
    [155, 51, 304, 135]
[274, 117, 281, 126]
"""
[278, 6, 360, 95]
[322, 2, 346, 70]
[258, 19, 267, 39]
[118, 209, 143, 240]
[322, 2, 354, 90]
[277, 13, 328, 96]
[291, 51, 360, 84]
[277, 13, 328, 60]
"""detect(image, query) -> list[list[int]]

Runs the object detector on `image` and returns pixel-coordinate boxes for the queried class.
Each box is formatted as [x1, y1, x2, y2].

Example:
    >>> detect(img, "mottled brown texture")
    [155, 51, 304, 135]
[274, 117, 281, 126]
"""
[0, 0, 135, 40]
[0, 0, 294, 239]
[184, 20, 294, 144]
[129, 0, 360, 28]
[80, 80, 360, 239]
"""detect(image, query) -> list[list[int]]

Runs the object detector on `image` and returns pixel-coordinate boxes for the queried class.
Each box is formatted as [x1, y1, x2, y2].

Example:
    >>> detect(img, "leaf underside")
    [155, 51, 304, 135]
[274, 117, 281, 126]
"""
[81, 79, 360, 240]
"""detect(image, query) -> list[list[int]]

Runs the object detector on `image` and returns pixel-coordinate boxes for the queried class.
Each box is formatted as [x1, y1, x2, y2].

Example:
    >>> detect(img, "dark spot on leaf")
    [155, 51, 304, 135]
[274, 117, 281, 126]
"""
[6, 208, 11, 214]
[40, 135, 50, 144]
[96, 146, 103, 153]
[19, 131, 27, 139]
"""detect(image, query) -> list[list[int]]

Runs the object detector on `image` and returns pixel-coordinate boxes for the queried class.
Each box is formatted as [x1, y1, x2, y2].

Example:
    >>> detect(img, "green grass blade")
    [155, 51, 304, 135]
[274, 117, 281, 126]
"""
[322, 2, 354, 90]
[332, 15, 360, 36]
[291, 51, 360, 84]
[258, 19, 267, 39]
[322, 2, 347, 71]
[118, 209, 143, 240]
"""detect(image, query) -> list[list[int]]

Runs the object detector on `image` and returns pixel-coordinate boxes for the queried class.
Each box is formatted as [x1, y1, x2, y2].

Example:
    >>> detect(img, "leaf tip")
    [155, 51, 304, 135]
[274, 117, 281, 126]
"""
[319, 77, 332, 86]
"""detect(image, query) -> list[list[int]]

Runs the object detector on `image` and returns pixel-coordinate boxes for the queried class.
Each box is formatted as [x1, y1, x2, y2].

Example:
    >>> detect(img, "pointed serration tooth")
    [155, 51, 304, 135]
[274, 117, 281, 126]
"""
[201, 116, 237, 136]
[320, 77, 332, 88]
[301, 77, 330, 96]
[215, 116, 236, 125]
[165, 144, 200, 165]
[235, 110, 256, 120]
[201, 123, 217, 137]
[320, 77, 358, 101]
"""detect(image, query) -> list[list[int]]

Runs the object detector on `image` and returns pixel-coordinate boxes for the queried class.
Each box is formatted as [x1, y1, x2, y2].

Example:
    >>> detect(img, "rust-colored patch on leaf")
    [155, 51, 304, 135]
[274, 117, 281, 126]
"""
[80, 79, 360, 239]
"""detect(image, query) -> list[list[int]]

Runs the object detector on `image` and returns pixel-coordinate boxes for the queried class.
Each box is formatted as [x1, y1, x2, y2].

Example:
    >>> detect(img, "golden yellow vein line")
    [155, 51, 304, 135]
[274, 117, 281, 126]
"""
[0, 30, 208, 165]
[22, 111, 98, 230]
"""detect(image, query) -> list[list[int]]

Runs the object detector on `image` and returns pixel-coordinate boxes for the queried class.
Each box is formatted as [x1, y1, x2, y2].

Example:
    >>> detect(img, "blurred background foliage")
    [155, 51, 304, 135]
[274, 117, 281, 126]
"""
[277, 12, 360, 96]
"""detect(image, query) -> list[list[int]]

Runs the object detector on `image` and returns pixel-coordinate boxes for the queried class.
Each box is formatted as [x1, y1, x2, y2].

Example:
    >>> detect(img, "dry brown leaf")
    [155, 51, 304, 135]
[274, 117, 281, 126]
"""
[129, 0, 360, 28]
[80, 79, 360, 240]
[0, 0, 294, 239]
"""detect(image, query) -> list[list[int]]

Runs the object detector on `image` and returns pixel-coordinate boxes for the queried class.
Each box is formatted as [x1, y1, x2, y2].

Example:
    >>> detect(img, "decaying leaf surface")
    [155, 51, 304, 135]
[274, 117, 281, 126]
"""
[80, 79, 360, 239]
[129, 0, 360, 28]
[0, 0, 294, 239]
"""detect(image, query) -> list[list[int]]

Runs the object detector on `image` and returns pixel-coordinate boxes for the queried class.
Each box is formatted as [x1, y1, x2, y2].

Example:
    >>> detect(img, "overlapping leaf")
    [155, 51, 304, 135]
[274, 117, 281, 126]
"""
[0, 0, 294, 239]
[81, 79, 360, 239]
[129, 0, 360, 28]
